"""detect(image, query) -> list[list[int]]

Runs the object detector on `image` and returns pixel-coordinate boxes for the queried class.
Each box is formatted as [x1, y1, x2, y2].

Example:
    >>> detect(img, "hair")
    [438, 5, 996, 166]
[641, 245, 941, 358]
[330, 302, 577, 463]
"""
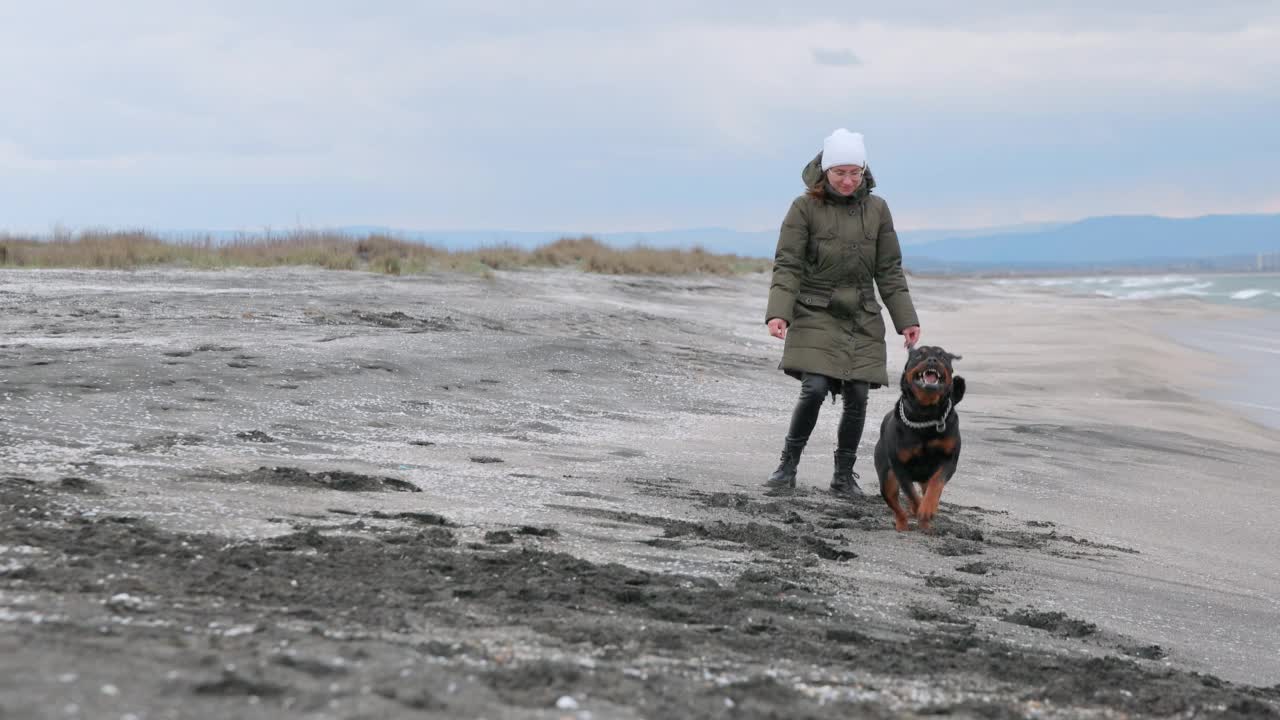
[806, 180, 828, 203]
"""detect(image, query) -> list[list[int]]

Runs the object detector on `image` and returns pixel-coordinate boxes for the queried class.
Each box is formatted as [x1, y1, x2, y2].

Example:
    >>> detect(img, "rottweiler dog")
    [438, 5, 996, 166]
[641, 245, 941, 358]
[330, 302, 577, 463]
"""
[873, 346, 965, 531]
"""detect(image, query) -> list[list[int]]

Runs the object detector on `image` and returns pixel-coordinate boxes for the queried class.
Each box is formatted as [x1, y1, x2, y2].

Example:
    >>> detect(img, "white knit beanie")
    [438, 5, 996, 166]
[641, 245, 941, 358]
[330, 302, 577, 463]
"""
[821, 128, 867, 171]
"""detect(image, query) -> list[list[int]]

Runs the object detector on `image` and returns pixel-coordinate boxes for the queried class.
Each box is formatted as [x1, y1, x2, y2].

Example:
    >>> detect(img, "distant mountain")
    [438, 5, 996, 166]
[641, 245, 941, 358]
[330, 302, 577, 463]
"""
[904, 213, 1280, 268]
[896, 222, 1068, 246]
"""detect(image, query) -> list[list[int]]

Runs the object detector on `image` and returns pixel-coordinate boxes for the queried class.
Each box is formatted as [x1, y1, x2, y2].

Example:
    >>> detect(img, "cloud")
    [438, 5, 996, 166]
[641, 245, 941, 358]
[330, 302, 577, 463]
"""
[1, 2, 1278, 232]
[341, 0, 1280, 34]
[6, 11, 1277, 157]
[811, 48, 862, 67]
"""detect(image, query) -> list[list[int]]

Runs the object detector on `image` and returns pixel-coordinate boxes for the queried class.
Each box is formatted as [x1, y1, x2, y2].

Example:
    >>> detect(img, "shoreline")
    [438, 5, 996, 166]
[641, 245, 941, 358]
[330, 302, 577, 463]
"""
[1160, 309, 1280, 431]
[910, 269, 1280, 285]
[993, 278, 1280, 431]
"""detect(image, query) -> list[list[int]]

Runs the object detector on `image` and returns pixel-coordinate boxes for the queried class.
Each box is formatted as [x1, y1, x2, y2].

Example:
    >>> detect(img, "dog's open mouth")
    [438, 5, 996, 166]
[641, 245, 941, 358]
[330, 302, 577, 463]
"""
[915, 369, 944, 388]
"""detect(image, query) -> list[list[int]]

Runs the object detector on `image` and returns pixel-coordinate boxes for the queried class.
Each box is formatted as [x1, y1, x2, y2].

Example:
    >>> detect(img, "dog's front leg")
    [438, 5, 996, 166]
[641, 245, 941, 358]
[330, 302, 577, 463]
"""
[902, 484, 921, 518]
[881, 469, 912, 531]
[917, 468, 947, 530]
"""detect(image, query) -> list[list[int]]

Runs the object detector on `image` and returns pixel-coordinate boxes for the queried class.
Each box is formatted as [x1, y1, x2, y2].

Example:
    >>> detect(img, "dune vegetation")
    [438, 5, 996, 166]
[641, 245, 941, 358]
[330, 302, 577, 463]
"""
[0, 230, 771, 276]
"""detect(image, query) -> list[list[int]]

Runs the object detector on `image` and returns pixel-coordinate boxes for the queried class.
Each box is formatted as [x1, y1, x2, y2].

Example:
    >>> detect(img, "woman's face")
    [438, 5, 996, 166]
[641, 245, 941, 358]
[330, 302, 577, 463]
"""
[826, 165, 864, 196]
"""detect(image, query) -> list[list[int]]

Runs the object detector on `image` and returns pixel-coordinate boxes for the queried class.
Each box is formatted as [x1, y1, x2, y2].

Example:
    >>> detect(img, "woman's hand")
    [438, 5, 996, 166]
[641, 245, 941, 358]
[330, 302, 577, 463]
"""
[767, 318, 788, 339]
[902, 325, 921, 348]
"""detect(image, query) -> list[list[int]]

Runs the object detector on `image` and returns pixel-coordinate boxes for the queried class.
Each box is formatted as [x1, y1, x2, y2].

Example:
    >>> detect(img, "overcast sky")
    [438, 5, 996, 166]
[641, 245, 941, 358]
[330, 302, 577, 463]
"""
[2, 1, 1278, 234]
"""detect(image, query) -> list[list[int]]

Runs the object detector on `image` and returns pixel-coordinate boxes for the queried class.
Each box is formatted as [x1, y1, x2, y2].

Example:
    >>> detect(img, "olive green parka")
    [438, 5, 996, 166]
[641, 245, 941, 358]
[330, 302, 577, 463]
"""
[765, 154, 919, 388]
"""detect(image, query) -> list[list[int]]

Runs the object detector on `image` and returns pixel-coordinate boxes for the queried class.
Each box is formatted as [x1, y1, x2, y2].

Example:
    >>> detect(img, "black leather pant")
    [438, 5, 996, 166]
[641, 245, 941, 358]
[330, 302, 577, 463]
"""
[784, 373, 869, 453]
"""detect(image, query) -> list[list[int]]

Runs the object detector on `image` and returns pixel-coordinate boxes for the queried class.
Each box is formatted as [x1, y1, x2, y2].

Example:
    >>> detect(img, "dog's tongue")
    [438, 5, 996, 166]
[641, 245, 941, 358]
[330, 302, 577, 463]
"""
[924, 370, 940, 384]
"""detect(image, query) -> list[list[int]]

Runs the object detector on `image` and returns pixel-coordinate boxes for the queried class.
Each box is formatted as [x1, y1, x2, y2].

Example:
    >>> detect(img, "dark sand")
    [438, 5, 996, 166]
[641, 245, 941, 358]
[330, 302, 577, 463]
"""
[1, 267, 1277, 719]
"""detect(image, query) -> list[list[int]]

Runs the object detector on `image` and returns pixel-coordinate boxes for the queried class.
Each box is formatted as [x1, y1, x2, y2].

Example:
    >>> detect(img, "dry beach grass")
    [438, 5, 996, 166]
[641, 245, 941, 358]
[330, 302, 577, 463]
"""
[0, 230, 772, 276]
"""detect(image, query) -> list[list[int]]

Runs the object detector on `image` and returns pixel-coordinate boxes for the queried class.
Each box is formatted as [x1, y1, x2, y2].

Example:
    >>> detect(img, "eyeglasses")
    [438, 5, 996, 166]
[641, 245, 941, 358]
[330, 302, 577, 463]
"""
[829, 167, 864, 178]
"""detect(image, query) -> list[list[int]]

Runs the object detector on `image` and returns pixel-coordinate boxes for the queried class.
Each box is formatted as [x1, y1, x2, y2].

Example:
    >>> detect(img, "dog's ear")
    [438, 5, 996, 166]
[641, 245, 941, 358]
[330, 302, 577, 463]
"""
[951, 375, 966, 405]
[946, 351, 963, 363]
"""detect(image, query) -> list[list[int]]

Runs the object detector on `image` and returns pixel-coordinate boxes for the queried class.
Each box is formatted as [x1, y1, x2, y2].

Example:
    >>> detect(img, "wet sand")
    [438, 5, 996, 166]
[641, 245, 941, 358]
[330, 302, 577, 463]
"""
[1164, 310, 1280, 431]
[1, 267, 1277, 719]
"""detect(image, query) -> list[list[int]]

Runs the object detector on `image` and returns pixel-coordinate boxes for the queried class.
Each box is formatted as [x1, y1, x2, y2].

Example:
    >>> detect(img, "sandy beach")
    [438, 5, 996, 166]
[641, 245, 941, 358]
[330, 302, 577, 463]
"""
[1, 266, 1278, 719]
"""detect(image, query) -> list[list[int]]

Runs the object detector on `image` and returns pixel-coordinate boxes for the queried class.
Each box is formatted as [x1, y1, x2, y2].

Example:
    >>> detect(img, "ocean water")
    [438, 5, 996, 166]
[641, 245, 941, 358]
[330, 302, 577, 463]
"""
[995, 273, 1280, 430]
[994, 273, 1280, 311]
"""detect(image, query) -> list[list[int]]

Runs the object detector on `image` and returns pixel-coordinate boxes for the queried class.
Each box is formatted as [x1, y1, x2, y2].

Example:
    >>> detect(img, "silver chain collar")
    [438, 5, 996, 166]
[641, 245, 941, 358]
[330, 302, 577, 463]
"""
[897, 398, 953, 433]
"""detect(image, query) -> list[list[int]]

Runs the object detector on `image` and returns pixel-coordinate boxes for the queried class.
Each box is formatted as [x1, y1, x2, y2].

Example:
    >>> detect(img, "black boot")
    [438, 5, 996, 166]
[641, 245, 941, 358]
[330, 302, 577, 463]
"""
[764, 438, 805, 490]
[830, 449, 864, 496]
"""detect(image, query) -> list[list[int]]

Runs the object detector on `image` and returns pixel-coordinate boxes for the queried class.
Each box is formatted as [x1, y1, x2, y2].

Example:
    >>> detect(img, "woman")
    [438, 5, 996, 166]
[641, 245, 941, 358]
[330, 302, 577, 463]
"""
[764, 128, 920, 495]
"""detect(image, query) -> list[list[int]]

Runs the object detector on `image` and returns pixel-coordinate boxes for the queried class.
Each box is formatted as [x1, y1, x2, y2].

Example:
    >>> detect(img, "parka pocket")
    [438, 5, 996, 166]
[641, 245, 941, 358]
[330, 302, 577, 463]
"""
[796, 285, 832, 308]
[856, 299, 886, 339]
[807, 230, 840, 267]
